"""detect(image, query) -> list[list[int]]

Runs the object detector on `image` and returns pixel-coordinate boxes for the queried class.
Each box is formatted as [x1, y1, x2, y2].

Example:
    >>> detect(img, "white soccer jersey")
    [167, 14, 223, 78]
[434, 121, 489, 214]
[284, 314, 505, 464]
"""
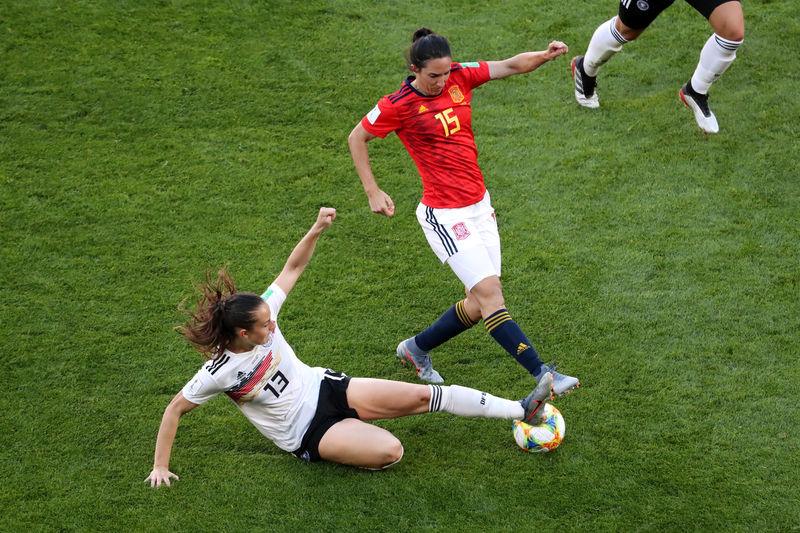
[182, 284, 325, 452]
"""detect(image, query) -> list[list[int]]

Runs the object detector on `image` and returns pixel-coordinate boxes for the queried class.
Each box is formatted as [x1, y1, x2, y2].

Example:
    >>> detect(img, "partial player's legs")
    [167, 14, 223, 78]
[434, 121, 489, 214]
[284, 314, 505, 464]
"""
[400, 273, 579, 394]
[318, 418, 404, 469]
[319, 376, 555, 468]
[317, 378, 424, 469]
[681, 0, 744, 133]
[573, 17, 640, 108]
[345, 378, 432, 420]
[396, 300, 475, 384]
[573, 0, 669, 108]
[404, 198, 579, 394]
[399, 201, 495, 383]
[467, 277, 580, 396]
[345, 377, 543, 421]
[707, 0, 744, 42]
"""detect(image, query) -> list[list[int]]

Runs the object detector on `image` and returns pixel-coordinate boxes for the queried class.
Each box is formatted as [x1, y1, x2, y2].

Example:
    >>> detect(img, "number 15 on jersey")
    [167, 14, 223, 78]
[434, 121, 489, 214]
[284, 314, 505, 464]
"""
[434, 107, 461, 137]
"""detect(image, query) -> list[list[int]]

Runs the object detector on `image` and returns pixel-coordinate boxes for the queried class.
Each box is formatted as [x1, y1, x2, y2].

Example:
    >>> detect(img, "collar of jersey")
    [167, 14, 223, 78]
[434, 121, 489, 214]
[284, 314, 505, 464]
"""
[404, 76, 444, 98]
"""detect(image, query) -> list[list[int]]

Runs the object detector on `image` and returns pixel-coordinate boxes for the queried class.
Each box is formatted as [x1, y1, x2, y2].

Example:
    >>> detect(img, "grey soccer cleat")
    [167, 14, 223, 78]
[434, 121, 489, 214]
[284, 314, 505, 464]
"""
[680, 82, 719, 134]
[571, 55, 599, 108]
[535, 362, 580, 396]
[520, 371, 554, 425]
[396, 338, 444, 384]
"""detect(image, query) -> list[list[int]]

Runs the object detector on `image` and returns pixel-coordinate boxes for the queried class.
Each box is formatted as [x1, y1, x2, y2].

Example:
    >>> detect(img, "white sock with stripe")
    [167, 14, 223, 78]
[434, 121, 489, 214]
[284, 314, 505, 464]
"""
[584, 17, 629, 77]
[429, 385, 524, 419]
[690, 33, 743, 94]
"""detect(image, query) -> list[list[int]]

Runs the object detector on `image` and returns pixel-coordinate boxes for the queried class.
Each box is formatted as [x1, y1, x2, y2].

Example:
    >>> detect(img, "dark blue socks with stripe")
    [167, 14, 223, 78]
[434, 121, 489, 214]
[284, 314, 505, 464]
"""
[414, 303, 543, 377]
[415, 300, 478, 352]
[484, 308, 543, 376]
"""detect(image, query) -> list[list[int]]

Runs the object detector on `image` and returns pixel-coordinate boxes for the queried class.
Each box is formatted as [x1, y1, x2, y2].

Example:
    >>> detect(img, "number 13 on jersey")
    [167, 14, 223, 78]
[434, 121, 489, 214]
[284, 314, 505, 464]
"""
[434, 107, 461, 137]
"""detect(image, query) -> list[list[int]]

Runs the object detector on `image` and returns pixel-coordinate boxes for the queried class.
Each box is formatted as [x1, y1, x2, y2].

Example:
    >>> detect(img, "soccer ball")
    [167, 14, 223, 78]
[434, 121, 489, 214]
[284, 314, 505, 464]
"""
[512, 403, 565, 453]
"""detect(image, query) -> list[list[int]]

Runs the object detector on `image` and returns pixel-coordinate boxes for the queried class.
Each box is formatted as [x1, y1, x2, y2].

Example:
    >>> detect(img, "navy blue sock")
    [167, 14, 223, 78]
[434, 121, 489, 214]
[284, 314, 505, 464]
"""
[415, 300, 478, 352]
[484, 308, 543, 376]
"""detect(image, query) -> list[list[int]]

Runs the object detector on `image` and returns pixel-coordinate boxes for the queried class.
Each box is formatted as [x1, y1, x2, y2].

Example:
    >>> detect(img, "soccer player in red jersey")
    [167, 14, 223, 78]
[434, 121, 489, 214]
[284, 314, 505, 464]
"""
[349, 27, 580, 396]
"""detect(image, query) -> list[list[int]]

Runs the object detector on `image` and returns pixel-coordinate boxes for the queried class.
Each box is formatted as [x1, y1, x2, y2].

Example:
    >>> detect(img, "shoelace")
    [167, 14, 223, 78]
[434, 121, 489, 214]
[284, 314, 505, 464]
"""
[544, 361, 561, 374]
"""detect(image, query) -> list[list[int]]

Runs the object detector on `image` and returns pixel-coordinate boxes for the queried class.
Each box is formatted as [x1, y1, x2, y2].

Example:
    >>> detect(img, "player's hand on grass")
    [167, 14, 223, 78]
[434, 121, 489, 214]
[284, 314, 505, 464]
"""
[544, 40, 568, 61]
[367, 189, 395, 217]
[145, 466, 179, 488]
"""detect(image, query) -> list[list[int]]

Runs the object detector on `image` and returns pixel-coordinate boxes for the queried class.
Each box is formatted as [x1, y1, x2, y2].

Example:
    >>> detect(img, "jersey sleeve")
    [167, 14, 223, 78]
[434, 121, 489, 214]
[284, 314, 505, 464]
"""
[182, 364, 225, 405]
[361, 96, 402, 138]
[261, 283, 287, 321]
[456, 61, 491, 90]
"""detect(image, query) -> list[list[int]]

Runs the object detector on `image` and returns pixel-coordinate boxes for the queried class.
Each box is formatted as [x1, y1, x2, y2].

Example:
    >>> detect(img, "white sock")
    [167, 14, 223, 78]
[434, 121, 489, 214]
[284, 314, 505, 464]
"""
[584, 16, 628, 77]
[429, 385, 524, 419]
[690, 33, 743, 94]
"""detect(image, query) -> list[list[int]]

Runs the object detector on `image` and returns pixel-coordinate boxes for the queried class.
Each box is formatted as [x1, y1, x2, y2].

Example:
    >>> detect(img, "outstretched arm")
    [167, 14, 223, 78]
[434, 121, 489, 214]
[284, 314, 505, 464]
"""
[145, 391, 199, 488]
[487, 41, 568, 80]
[272, 207, 337, 296]
[348, 122, 395, 217]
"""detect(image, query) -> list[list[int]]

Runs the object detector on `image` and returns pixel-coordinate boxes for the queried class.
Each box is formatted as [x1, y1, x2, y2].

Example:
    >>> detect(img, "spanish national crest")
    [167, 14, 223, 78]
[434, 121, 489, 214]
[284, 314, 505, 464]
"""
[452, 222, 470, 240]
[448, 85, 465, 104]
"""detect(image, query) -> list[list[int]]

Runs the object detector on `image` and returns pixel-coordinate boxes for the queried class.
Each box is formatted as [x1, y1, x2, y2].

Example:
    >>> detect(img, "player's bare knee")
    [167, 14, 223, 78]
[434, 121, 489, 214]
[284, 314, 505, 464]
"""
[709, 3, 744, 41]
[494, 277, 503, 293]
[472, 276, 503, 299]
[712, 18, 744, 41]
[381, 440, 404, 468]
[364, 439, 404, 470]
[722, 25, 744, 42]
[476, 286, 505, 315]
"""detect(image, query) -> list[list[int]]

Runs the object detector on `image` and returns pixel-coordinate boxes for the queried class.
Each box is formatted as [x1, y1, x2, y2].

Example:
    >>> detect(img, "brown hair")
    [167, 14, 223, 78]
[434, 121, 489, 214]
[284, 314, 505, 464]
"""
[177, 269, 265, 359]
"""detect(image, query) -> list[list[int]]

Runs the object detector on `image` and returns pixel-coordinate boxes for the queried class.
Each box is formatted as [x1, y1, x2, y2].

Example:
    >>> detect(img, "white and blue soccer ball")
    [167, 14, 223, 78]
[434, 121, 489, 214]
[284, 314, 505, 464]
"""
[512, 403, 565, 453]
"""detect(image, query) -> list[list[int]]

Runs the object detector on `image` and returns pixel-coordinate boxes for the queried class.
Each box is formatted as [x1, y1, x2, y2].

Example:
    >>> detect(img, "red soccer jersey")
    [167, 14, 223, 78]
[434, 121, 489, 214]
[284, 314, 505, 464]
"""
[361, 61, 492, 208]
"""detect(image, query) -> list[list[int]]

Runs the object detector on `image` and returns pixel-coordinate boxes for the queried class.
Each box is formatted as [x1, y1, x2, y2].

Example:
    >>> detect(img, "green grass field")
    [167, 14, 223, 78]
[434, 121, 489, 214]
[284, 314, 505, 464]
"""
[2, 0, 799, 531]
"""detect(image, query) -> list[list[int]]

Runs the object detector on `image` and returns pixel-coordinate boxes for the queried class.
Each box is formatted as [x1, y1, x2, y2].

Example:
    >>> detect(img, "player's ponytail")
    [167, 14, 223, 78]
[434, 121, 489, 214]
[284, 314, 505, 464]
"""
[406, 27, 451, 69]
[177, 269, 263, 359]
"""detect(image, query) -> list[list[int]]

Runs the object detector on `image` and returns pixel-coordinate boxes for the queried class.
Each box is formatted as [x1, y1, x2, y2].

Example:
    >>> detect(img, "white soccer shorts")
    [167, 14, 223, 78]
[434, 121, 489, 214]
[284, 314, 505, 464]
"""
[415, 190, 501, 290]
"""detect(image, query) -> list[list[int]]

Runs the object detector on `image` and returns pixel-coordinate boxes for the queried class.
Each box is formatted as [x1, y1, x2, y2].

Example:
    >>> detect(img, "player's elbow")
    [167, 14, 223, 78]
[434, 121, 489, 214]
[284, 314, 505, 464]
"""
[165, 391, 198, 419]
[347, 125, 359, 145]
[348, 124, 365, 147]
[350, 122, 377, 148]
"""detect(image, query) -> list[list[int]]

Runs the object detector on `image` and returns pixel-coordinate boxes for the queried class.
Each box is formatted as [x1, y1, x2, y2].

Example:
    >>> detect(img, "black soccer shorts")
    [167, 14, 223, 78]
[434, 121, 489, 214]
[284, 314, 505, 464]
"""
[618, 0, 740, 30]
[291, 370, 359, 462]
